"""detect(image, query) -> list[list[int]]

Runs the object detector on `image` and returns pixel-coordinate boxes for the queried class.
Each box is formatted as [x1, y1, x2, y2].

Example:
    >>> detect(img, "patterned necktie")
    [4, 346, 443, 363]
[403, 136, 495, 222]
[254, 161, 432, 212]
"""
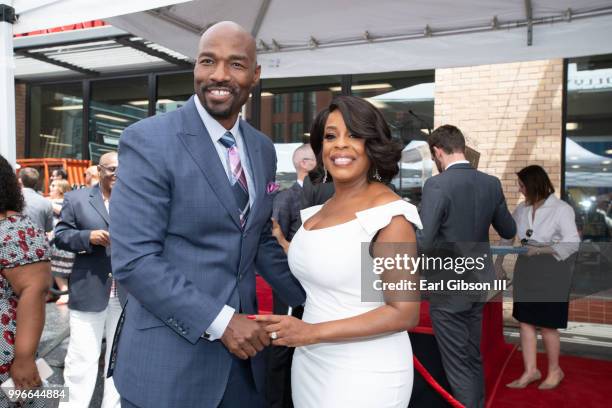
[219, 131, 250, 228]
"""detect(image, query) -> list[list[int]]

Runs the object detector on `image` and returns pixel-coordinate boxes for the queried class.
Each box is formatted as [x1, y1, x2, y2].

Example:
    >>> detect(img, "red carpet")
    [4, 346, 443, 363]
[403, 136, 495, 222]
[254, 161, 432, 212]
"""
[256, 277, 612, 407]
[489, 349, 612, 408]
[256, 275, 273, 314]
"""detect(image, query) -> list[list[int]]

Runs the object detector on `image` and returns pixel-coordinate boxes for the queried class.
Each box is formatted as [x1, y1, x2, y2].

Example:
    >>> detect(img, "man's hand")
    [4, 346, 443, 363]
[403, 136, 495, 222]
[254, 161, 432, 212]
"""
[89, 230, 110, 246]
[220, 314, 270, 359]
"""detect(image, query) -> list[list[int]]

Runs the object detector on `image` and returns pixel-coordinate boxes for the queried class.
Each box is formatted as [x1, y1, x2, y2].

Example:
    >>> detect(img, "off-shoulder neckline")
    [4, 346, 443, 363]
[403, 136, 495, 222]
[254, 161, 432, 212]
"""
[301, 199, 410, 232]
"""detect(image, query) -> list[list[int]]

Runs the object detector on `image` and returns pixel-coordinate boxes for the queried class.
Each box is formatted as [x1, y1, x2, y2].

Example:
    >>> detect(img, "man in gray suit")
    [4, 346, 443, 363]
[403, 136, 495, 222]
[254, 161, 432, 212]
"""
[110, 22, 305, 408]
[55, 152, 122, 408]
[18, 167, 53, 232]
[418, 125, 516, 408]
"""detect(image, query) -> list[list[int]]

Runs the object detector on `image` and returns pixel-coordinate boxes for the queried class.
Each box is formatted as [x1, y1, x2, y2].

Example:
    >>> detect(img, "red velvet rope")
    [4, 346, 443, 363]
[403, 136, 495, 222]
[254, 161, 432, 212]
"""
[413, 355, 465, 408]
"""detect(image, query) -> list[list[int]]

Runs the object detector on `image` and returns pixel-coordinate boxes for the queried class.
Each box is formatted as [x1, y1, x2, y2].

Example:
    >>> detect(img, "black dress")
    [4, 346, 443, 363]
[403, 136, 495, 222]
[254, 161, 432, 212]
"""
[512, 252, 572, 328]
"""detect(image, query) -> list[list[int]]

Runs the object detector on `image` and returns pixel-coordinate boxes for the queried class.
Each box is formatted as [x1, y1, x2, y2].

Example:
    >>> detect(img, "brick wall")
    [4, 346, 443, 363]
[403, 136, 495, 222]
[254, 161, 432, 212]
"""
[434, 59, 564, 213]
[434, 60, 612, 326]
[15, 83, 26, 159]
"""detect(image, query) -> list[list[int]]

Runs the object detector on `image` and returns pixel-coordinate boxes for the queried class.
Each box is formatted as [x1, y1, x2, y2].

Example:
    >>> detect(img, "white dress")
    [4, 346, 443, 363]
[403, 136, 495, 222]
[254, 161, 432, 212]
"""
[289, 200, 423, 408]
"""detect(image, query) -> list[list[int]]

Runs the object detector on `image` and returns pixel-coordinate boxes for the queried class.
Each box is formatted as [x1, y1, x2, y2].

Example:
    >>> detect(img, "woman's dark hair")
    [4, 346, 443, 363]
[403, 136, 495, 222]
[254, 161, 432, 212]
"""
[308, 107, 330, 184]
[517, 165, 555, 205]
[0, 155, 24, 214]
[309, 95, 402, 184]
[52, 168, 68, 179]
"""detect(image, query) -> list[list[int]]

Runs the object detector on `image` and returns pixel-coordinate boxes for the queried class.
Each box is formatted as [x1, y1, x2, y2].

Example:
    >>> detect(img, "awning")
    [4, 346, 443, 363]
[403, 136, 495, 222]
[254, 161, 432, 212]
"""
[109, 0, 612, 78]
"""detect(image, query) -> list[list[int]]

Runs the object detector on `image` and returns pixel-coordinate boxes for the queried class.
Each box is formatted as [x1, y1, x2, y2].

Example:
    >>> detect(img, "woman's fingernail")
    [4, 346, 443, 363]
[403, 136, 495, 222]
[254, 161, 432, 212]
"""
[247, 315, 256, 320]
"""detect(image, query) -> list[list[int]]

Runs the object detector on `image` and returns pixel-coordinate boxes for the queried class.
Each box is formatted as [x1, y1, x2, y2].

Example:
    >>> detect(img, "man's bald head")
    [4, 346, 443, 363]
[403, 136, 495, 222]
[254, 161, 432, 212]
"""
[194, 20, 261, 129]
[98, 151, 118, 194]
[99, 151, 117, 167]
[198, 21, 257, 67]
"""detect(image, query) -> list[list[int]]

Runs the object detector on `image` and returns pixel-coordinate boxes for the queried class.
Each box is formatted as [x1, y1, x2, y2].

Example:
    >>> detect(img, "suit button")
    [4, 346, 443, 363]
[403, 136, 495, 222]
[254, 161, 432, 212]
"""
[108, 273, 112, 278]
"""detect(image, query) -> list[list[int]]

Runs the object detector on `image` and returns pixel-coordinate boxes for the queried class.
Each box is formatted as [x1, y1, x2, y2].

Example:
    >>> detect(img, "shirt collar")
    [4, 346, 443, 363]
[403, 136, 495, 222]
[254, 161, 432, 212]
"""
[194, 94, 241, 142]
[445, 160, 470, 170]
[541, 194, 558, 208]
[527, 194, 558, 210]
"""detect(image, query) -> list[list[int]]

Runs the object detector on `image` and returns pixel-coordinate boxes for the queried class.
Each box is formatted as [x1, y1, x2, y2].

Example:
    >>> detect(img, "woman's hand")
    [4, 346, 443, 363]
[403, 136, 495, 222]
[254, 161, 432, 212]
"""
[10, 356, 41, 390]
[526, 245, 553, 257]
[270, 218, 290, 254]
[250, 314, 318, 347]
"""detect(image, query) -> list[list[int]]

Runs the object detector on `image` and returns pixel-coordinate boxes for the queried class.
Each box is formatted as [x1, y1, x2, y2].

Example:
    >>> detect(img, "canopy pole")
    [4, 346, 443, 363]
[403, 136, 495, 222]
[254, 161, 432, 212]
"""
[524, 0, 533, 46]
[0, 1, 16, 168]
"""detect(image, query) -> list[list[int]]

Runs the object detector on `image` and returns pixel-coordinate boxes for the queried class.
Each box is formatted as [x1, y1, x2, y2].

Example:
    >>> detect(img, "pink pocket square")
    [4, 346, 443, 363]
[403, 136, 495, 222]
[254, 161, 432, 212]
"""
[266, 181, 280, 195]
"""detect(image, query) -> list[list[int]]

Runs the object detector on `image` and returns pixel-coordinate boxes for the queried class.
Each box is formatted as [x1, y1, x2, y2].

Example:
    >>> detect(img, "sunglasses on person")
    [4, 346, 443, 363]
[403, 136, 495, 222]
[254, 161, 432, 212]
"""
[520, 229, 533, 245]
[98, 164, 118, 175]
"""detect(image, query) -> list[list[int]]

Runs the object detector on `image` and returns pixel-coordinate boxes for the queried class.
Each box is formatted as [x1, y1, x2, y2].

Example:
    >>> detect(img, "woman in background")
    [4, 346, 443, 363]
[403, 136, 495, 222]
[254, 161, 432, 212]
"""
[505, 165, 580, 390]
[0, 154, 51, 407]
[48, 179, 74, 305]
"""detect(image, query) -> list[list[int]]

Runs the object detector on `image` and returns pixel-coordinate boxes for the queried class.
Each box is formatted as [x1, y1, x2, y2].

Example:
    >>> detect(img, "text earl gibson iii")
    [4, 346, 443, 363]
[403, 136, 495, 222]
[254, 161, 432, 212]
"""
[373, 279, 507, 292]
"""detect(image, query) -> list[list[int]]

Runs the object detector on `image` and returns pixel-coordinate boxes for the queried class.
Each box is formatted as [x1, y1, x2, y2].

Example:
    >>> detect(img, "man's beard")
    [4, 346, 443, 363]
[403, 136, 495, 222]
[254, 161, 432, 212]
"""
[203, 102, 233, 119]
[199, 83, 239, 119]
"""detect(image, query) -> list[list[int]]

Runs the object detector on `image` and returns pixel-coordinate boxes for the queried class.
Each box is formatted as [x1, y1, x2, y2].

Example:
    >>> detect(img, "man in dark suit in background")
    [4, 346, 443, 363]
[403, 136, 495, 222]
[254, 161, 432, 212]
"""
[55, 151, 122, 408]
[273, 144, 316, 242]
[418, 125, 516, 408]
[267, 144, 315, 408]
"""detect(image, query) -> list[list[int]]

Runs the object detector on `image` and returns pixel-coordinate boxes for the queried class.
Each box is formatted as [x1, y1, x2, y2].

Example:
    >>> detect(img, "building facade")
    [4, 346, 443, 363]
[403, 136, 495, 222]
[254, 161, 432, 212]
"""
[14, 53, 612, 325]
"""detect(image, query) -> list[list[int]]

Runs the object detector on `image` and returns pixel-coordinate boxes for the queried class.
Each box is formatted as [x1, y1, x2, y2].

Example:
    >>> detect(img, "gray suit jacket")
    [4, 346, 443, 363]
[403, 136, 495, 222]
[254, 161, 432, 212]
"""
[273, 182, 302, 241]
[54, 185, 122, 311]
[110, 96, 306, 408]
[22, 188, 53, 233]
[418, 163, 516, 311]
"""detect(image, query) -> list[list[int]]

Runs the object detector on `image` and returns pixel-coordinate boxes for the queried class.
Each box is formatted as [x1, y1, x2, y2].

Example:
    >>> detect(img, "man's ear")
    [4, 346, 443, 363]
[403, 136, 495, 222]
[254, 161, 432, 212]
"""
[432, 146, 441, 160]
[252, 64, 261, 87]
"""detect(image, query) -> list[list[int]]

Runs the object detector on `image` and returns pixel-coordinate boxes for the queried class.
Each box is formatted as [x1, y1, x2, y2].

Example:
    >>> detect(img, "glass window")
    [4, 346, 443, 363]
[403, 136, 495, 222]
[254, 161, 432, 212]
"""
[565, 54, 612, 242]
[291, 93, 304, 113]
[28, 83, 83, 159]
[273, 123, 284, 142]
[156, 72, 192, 113]
[352, 71, 435, 204]
[290, 122, 304, 142]
[89, 77, 148, 162]
[273, 94, 284, 114]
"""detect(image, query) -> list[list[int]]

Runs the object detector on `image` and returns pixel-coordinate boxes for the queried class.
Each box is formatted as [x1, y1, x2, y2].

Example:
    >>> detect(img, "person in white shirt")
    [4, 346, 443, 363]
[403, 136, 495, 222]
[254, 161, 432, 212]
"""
[503, 165, 580, 390]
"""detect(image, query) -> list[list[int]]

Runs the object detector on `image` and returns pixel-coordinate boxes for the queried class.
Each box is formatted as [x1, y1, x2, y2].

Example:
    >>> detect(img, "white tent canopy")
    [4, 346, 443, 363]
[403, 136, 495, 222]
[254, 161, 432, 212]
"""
[3, 0, 612, 165]
[109, 0, 612, 78]
[1, 0, 189, 166]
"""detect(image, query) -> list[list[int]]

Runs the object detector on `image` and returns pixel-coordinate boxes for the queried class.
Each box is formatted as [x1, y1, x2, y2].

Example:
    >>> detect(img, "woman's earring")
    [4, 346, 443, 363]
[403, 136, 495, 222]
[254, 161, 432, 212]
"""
[322, 167, 328, 183]
[374, 168, 382, 182]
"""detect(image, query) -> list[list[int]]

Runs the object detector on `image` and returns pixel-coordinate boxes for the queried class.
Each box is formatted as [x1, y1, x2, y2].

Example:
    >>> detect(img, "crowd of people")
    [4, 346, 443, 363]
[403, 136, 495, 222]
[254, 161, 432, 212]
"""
[0, 19, 582, 408]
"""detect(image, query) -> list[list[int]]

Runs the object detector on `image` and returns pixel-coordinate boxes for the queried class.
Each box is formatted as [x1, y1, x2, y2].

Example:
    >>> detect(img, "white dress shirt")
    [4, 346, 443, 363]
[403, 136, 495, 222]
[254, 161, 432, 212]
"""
[194, 95, 255, 341]
[512, 194, 580, 261]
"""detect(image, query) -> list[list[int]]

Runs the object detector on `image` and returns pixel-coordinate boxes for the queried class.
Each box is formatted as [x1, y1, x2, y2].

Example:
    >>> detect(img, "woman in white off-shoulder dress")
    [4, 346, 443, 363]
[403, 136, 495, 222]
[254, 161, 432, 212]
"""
[256, 96, 422, 408]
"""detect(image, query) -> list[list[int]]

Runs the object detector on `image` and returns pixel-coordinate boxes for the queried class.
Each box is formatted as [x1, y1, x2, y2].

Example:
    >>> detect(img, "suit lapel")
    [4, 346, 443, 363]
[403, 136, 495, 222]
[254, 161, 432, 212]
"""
[240, 121, 263, 231]
[177, 97, 241, 229]
[89, 185, 110, 226]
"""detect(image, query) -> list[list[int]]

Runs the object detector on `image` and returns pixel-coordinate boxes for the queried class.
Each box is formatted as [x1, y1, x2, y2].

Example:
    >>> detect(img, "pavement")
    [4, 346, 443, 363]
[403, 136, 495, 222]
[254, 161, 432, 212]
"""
[36, 301, 612, 408]
[37, 303, 106, 408]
